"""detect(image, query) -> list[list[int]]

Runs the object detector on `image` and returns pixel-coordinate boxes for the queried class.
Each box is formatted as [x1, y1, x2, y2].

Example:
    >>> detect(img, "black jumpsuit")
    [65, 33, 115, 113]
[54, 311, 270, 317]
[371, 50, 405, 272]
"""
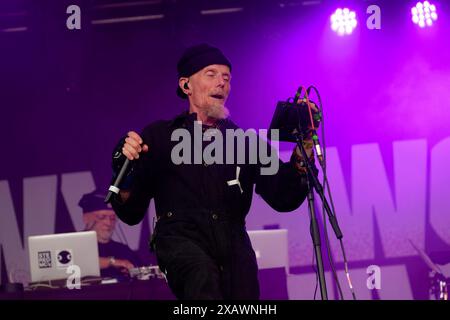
[111, 111, 309, 300]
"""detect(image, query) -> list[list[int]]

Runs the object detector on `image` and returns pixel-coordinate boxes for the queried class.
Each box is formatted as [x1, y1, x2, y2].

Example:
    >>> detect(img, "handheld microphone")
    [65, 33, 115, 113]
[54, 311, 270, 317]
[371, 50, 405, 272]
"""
[104, 158, 132, 204]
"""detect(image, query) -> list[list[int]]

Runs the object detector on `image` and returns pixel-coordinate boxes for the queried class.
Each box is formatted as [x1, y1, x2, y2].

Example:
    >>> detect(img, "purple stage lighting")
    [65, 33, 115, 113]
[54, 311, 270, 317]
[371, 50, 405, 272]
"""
[411, 1, 438, 28]
[330, 8, 357, 36]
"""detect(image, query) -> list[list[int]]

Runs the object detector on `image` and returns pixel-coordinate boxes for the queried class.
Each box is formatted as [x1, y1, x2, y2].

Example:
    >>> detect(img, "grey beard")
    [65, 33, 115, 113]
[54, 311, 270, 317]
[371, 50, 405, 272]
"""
[204, 104, 230, 120]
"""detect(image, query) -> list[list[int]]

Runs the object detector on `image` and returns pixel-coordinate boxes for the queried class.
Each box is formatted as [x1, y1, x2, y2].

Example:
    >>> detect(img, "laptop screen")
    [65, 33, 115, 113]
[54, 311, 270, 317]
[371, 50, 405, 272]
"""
[247, 229, 289, 274]
[28, 231, 100, 283]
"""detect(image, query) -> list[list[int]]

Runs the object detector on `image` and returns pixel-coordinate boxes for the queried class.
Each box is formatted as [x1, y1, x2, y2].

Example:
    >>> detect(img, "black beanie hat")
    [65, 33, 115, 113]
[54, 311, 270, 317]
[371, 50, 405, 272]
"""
[78, 189, 112, 214]
[176, 43, 232, 99]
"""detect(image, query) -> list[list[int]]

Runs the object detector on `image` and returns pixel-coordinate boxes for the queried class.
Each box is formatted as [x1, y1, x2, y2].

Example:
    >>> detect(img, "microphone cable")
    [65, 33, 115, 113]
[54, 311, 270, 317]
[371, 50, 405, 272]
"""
[307, 85, 357, 300]
[300, 86, 344, 300]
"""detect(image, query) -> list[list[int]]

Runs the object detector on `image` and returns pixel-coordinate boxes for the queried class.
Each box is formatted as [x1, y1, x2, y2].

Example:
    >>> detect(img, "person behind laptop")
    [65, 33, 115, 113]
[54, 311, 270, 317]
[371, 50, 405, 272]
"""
[78, 189, 141, 281]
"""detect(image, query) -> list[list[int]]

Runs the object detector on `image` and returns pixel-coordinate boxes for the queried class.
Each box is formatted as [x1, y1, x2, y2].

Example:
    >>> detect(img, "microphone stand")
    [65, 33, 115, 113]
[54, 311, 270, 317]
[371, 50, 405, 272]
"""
[269, 91, 346, 299]
[294, 131, 328, 300]
[294, 129, 345, 300]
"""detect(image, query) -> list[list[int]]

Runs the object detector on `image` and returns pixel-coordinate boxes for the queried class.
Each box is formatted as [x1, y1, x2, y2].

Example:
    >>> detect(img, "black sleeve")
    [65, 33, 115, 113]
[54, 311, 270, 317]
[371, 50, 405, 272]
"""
[254, 139, 310, 212]
[110, 125, 158, 225]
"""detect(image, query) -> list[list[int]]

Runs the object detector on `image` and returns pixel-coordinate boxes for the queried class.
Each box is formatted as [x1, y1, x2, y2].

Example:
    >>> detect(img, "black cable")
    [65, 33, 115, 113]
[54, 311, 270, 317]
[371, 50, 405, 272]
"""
[308, 85, 357, 300]
[295, 99, 321, 300]
[293, 87, 347, 300]
[322, 153, 357, 300]
[322, 188, 344, 299]
[316, 90, 344, 300]
[306, 86, 344, 300]
[340, 239, 357, 300]
[312, 251, 319, 300]
[294, 86, 304, 104]
[320, 114, 357, 299]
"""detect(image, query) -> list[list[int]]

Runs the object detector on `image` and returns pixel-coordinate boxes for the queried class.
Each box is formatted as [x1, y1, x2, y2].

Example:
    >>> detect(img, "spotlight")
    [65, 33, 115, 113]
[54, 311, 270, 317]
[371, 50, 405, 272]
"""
[330, 8, 357, 36]
[411, 1, 438, 28]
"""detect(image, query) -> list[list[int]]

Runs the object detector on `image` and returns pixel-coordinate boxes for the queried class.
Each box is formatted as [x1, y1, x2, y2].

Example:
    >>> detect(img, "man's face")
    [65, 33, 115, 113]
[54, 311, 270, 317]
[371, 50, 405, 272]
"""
[187, 64, 231, 119]
[83, 209, 117, 243]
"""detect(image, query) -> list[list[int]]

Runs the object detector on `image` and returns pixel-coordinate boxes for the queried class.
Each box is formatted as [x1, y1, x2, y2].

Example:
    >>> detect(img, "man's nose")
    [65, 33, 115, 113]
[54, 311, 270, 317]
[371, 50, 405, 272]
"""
[104, 218, 114, 226]
[217, 76, 226, 87]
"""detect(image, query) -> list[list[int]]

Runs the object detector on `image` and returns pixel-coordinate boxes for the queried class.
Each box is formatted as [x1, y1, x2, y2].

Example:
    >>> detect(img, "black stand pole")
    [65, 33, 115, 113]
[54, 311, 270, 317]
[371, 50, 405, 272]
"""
[294, 133, 343, 240]
[306, 173, 329, 300]
[295, 133, 328, 300]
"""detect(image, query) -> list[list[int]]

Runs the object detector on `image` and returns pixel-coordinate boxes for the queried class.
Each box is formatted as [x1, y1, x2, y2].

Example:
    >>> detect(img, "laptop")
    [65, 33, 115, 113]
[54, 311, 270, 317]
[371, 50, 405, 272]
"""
[247, 229, 289, 274]
[28, 231, 100, 283]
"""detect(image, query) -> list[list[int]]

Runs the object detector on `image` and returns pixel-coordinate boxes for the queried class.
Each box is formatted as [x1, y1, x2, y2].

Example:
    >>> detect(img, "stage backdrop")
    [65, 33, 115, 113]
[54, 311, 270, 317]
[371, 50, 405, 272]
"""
[1, 0, 449, 299]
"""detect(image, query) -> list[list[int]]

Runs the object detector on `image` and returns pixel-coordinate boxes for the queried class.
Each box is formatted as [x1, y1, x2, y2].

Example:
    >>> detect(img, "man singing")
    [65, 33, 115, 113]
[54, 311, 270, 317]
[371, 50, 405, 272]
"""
[110, 43, 315, 299]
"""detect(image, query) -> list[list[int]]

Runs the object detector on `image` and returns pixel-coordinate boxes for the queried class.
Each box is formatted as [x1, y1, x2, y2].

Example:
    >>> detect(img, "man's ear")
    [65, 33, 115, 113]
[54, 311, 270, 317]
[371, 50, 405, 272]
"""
[179, 78, 190, 95]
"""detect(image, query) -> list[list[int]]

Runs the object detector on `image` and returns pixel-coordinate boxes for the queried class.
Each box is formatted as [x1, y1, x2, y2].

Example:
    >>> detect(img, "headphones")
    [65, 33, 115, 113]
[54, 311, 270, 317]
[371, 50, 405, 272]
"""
[183, 82, 189, 90]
